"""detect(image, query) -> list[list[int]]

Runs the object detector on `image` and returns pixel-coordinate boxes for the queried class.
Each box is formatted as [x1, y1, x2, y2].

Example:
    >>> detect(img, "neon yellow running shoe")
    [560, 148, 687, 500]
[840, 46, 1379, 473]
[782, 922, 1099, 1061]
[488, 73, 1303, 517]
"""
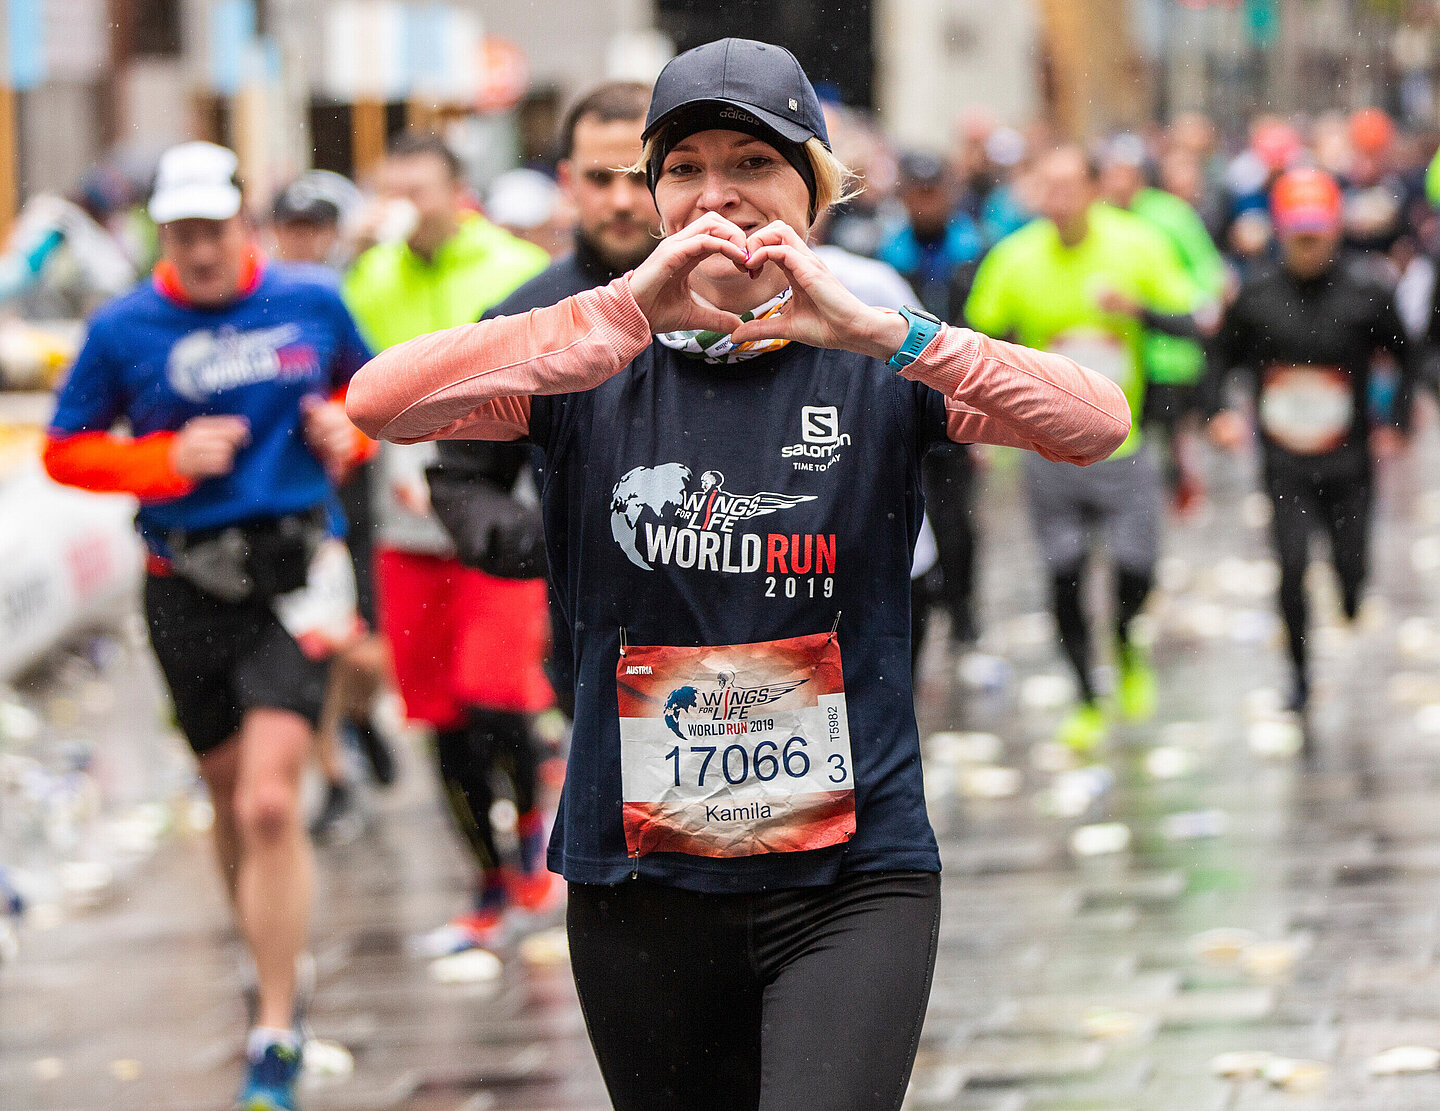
[1057, 702, 1107, 754]
[1116, 642, 1157, 722]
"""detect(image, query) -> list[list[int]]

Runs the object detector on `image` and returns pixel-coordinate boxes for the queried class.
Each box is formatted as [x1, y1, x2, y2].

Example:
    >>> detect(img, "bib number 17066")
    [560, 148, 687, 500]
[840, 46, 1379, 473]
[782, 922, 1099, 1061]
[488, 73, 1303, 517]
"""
[664, 735, 848, 789]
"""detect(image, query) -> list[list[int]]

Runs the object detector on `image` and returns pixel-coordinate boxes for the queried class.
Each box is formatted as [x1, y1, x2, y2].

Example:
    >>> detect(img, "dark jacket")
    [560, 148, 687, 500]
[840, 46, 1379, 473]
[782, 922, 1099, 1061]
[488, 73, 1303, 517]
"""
[427, 234, 630, 712]
[1205, 255, 1414, 477]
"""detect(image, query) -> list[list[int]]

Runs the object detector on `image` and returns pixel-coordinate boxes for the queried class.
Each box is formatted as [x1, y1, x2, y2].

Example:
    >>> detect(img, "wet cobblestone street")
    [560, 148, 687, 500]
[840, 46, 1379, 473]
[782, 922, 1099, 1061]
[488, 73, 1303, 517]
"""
[11, 428, 1440, 1110]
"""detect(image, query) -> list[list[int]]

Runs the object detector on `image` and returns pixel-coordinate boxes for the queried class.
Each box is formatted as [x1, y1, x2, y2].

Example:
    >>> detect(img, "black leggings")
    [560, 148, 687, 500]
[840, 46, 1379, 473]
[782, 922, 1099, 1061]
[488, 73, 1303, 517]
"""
[434, 708, 540, 871]
[567, 870, 941, 1111]
[1051, 564, 1153, 704]
[1265, 462, 1372, 683]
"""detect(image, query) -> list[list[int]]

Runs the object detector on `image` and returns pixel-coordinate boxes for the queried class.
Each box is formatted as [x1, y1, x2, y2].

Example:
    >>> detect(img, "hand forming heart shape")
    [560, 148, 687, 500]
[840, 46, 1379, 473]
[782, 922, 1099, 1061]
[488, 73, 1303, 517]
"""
[628, 213, 905, 360]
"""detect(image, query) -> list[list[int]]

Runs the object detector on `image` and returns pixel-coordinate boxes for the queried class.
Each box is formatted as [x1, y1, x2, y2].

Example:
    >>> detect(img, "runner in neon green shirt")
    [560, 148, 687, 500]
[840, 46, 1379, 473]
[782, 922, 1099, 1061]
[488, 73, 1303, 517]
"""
[1426, 143, 1440, 210]
[965, 143, 1198, 752]
[1130, 187, 1223, 380]
[1099, 136, 1227, 513]
[342, 134, 550, 955]
[344, 209, 549, 351]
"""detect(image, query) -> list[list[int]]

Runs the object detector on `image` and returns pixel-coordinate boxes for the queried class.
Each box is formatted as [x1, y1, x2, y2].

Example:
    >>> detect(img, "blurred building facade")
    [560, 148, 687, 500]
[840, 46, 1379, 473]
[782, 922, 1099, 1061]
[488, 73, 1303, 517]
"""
[1131, 0, 1437, 131]
[4, 0, 1440, 230]
[4, 0, 669, 223]
[879, 0, 1440, 147]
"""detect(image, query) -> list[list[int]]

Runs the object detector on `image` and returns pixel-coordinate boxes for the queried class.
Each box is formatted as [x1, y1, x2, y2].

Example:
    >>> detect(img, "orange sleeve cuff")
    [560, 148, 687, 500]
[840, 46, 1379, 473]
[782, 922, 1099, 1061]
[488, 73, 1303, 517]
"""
[330, 386, 378, 466]
[43, 430, 197, 502]
[349, 423, 378, 465]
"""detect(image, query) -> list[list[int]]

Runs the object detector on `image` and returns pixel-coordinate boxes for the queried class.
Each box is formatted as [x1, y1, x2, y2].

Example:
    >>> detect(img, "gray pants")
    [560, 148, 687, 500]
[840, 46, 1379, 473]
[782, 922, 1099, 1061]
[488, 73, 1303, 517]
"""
[1024, 444, 1162, 574]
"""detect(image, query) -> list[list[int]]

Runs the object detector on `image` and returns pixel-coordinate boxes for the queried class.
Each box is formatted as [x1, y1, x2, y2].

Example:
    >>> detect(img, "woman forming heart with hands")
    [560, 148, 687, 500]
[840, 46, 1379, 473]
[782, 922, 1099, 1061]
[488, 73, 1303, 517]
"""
[630, 212, 909, 359]
[350, 37, 1128, 1111]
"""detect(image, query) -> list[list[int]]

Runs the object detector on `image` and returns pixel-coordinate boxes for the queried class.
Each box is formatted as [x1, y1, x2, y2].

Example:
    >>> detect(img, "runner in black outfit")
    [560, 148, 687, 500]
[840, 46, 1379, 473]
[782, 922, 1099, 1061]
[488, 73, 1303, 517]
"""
[1206, 167, 1415, 715]
[349, 39, 1128, 1111]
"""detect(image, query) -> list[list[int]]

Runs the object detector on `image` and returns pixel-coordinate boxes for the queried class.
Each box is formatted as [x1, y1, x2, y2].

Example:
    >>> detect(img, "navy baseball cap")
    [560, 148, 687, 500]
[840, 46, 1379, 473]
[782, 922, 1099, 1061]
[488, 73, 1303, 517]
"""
[643, 38, 829, 151]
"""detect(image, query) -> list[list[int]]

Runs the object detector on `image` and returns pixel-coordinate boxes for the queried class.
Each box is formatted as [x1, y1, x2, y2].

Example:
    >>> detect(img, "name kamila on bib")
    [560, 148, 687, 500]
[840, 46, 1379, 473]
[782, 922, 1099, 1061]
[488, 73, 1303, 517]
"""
[616, 630, 855, 859]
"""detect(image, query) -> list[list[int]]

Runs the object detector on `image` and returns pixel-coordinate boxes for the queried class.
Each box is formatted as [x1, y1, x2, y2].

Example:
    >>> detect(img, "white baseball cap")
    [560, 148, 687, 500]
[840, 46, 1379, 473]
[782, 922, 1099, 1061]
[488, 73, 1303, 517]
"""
[148, 141, 243, 224]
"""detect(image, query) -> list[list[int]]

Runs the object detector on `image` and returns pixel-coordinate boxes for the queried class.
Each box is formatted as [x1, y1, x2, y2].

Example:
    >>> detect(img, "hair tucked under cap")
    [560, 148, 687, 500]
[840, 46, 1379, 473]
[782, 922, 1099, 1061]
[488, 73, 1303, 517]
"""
[642, 38, 830, 221]
[646, 104, 820, 218]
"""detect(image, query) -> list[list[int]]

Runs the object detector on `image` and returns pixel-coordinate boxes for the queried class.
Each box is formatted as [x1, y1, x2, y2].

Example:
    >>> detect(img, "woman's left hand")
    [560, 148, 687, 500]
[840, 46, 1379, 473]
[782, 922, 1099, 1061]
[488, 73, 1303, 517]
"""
[730, 223, 909, 359]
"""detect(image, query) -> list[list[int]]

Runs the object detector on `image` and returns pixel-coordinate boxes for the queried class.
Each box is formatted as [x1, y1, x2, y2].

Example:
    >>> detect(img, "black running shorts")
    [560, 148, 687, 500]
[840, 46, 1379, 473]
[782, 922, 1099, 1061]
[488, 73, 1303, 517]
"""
[144, 572, 329, 755]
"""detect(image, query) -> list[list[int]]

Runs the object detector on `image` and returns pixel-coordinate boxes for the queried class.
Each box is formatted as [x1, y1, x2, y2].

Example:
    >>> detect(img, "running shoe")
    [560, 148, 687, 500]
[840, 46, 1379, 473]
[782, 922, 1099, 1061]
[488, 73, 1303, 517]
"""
[1115, 642, 1157, 722]
[1057, 702, 1107, 754]
[412, 909, 507, 957]
[308, 781, 362, 845]
[504, 867, 565, 915]
[235, 1041, 302, 1111]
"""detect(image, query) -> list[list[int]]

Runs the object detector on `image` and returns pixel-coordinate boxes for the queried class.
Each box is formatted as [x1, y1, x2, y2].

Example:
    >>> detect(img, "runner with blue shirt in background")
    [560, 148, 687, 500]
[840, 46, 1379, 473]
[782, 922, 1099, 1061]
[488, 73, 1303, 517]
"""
[43, 141, 373, 1111]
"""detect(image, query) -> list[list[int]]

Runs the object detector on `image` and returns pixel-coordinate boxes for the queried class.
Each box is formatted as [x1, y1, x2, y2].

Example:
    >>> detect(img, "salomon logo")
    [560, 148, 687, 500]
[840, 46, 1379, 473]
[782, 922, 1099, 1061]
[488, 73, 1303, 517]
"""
[781, 406, 851, 470]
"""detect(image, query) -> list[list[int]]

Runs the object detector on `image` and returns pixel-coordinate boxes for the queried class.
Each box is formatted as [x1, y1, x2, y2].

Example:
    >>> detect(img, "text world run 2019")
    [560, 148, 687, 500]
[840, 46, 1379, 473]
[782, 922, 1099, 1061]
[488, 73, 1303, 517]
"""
[643, 526, 837, 575]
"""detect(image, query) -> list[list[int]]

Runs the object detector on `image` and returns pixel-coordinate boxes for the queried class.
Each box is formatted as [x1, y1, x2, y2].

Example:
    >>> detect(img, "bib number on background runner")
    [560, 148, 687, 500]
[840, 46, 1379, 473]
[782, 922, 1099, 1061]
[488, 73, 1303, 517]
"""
[1259, 364, 1353, 455]
[272, 538, 362, 660]
[617, 631, 855, 859]
[1049, 329, 1136, 389]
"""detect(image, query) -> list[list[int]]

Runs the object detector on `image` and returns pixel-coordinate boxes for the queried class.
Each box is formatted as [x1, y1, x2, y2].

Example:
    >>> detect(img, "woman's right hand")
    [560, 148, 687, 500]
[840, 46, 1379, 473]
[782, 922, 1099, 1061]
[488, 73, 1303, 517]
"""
[627, 213, 749, 335]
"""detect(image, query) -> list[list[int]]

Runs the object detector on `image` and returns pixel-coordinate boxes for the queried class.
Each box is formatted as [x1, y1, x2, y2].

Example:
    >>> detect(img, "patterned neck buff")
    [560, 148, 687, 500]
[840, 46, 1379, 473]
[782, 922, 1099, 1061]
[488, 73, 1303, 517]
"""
[654, 288, 793, 363]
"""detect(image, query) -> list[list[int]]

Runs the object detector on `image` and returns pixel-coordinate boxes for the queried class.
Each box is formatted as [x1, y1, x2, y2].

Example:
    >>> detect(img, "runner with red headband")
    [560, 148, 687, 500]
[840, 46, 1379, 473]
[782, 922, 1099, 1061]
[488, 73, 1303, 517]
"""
[1206, 166, 1416, 725]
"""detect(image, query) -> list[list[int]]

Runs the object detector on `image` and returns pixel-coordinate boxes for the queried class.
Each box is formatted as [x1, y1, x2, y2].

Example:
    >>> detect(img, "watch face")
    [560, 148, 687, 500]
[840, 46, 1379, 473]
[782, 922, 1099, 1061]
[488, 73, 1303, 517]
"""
[905, 305, 942, 325]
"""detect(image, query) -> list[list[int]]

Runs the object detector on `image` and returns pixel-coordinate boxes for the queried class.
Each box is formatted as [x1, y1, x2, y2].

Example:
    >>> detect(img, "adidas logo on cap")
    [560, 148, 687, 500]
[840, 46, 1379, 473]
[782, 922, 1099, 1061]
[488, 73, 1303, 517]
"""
[720, 106, 762, 126]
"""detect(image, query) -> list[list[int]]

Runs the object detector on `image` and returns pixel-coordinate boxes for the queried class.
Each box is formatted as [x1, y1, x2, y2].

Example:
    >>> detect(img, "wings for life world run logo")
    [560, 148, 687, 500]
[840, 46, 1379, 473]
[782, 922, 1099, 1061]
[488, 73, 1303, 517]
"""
[609, 463, 837, 576]
[166, 324, 319, 402]
[663, 670, 809, 738]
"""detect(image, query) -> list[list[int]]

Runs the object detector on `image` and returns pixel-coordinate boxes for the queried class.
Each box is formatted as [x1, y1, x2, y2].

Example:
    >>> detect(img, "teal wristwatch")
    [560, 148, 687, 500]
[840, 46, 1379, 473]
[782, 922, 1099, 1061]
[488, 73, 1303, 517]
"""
[885, 305, 944, 371]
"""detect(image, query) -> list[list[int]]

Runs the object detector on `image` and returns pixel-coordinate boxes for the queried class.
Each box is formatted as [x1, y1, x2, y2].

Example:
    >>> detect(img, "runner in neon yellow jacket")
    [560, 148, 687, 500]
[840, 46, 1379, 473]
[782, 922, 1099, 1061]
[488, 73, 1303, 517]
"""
[345, 210, 549, 351]
[966, 199, 1197, 459]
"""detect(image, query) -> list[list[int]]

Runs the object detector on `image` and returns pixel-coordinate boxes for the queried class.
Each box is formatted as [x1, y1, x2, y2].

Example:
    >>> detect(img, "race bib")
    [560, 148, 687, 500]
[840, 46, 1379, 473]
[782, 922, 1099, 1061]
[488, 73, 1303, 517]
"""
[617, 631, 855, 859]
[1259, 364, 1353, 455]
[1050, 329, 1135, 388]
[272, 538, 362, 660]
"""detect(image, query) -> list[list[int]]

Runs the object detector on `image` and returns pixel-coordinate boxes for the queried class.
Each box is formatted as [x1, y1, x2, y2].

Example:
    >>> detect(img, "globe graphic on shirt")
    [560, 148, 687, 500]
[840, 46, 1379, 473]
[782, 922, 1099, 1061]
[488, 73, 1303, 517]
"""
[663, 686, 699, 738]
[609, 463, 692, 570]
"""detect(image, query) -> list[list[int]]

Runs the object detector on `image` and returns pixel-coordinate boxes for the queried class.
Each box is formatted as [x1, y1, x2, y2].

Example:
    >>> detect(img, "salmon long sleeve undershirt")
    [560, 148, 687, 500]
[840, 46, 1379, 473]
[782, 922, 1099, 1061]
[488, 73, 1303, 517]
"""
[346, 275, 1131, 466]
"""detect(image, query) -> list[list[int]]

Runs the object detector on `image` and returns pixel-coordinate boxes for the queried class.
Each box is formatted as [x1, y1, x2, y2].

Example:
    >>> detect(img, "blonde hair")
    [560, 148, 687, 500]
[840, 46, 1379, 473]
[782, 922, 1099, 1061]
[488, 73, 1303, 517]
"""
[807, 138, 862, 213]
[632, 134, 862, 227]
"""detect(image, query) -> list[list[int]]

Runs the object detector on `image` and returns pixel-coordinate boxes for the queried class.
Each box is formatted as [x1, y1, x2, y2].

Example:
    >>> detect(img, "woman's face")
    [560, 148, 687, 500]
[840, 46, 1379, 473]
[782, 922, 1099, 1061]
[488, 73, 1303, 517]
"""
[654, 129, 810, 304]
